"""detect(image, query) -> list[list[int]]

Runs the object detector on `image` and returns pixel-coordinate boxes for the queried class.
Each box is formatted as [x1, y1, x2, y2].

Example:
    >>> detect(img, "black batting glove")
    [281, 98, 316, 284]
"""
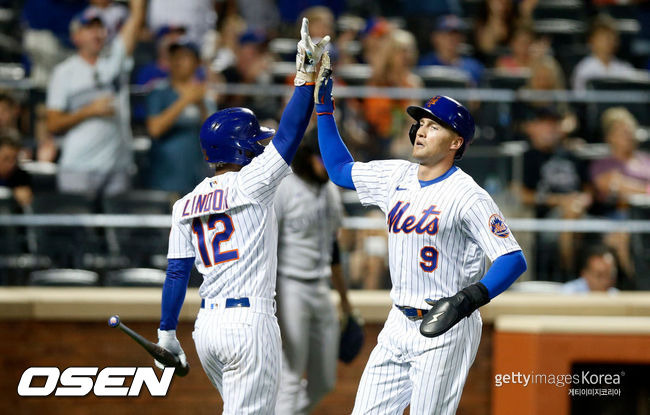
[419, 282, 490, 338]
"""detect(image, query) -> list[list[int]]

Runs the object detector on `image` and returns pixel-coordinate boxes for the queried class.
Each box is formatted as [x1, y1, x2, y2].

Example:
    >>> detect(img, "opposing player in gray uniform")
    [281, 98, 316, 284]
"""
[274, 137, 353, 414]
[314, 70, 528, 413]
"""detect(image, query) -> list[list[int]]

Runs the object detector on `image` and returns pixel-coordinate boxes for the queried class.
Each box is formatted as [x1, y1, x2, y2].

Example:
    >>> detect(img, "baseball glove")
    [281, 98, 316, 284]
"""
[339, 311, 364, 363]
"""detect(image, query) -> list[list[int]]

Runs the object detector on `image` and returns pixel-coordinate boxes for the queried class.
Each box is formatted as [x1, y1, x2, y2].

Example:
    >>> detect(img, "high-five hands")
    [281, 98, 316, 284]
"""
[295, 17, 331, 86]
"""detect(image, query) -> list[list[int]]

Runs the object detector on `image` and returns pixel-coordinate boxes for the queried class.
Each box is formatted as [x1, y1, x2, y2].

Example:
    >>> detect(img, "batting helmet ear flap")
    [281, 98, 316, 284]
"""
[409, 123, 419, 145]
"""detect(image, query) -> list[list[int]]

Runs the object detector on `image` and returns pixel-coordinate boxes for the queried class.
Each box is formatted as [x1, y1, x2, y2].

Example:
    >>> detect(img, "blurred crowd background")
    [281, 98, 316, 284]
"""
[0, 0, 649, 292]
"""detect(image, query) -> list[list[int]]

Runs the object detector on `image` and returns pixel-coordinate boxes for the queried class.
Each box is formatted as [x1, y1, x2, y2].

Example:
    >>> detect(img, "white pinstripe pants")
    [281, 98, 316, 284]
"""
[352, 307, 482, 415]
[193, 299, 282, 414]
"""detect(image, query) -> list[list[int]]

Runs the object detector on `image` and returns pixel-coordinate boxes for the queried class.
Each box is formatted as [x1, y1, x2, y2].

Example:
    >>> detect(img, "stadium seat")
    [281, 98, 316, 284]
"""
[585, 75, 650, 137]
[30, 193, 99, 268]
[102, 190, 175, 268]
[533, 0, 585, 21]
[599, 4, 639, 19]
[415, 66, 471, 88]
[0, 187, 20, 261]
[337, 64, 373, 86]
[508, 281, 564, 293]
[271, 61, 295, 84]
[269, 37, 299, 62]
[555, 43, 589, 83]
[20, 161, 57, 193]
[105, 268, 166, 286]
[534, 19, 586, 49]
[29, 269, 99, 286]
[482, 68, 530, 90]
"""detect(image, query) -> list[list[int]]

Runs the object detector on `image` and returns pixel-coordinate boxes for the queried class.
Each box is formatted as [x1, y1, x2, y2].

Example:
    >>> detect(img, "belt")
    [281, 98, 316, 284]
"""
[282, 274, 325, 283]
[200, 297, 276, 314]
[395, 305, 428, 321]
[201, 297, 250, 309]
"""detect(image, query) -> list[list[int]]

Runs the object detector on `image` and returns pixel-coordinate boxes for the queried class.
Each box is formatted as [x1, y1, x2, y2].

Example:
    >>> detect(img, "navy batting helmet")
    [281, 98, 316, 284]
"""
[199, 108, 275, 166]
[407, 96, 475, 159]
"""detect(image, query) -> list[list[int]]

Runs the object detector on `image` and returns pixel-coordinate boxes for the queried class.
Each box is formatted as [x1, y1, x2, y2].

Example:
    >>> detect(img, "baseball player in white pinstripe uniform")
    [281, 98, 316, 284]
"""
[314, 72, 528, 413]
[274, 138, 352, 414]
[156, 19, 331, 414]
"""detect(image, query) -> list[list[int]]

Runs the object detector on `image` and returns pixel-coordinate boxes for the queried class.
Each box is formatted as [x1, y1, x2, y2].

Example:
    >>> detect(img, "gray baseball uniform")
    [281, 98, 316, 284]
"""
[274, 174, 343, 414]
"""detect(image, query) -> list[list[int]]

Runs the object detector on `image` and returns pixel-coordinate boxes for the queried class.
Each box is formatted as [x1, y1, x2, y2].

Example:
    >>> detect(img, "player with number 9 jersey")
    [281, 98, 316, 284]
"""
[314, 66, 527, 413]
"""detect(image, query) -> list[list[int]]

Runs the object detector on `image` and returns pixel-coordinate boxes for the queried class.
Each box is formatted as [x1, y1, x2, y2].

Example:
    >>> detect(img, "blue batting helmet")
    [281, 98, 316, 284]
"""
[407, 96, 475, 159]
[199, 108, 275, 166]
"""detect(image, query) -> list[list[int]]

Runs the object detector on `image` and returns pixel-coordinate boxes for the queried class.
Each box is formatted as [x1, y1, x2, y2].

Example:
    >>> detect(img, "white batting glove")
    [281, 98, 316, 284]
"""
[295, 17, 331, 86]
[155, 329, 187, 370]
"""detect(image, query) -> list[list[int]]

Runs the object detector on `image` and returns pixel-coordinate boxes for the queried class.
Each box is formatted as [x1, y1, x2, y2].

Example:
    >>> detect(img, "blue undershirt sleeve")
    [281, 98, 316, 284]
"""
[159, 257, 195, 330]
[317, 113, 355, 189]
[479, 250, 527, 299]
[272, 84, 315, 165]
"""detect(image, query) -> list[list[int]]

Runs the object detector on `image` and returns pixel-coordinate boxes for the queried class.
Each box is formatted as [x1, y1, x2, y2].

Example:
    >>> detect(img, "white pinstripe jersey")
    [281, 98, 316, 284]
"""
[351, 161, 521, 308]
[274, 175, 343, 279]
[167, 143, 290, 300]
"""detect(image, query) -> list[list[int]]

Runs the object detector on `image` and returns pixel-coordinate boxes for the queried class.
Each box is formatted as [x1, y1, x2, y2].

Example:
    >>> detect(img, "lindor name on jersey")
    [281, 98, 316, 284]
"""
[181, 180, 230, 218]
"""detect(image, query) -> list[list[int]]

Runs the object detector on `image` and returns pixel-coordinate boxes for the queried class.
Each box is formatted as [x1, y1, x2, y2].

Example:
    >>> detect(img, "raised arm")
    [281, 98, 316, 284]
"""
[273, 18, 330, 165]
[119, 0, 147, 56]
[315, 70, 355, 189]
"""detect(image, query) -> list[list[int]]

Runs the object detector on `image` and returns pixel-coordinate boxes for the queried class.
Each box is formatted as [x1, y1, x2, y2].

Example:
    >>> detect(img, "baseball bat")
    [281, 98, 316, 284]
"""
[108, 315, 189, 377]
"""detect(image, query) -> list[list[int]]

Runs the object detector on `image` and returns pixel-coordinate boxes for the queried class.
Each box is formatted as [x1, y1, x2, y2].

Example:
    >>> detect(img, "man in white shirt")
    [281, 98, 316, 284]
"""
[572, 14, 640, 91]
[562, 245, 619, 294]
[46, 0, 146, 198]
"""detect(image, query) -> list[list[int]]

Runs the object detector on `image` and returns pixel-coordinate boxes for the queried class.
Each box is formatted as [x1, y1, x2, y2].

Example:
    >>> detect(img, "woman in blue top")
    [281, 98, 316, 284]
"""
[146, 39, 210, 194]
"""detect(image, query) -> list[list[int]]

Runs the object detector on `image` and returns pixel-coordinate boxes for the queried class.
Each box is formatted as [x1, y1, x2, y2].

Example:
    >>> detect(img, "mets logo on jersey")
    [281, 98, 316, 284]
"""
[489, 214, 510, 238]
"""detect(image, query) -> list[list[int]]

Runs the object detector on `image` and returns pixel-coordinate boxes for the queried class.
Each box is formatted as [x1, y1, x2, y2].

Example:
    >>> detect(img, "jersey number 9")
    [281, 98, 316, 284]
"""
[192, 213, 239, 267]
[420, 246, 438, 272]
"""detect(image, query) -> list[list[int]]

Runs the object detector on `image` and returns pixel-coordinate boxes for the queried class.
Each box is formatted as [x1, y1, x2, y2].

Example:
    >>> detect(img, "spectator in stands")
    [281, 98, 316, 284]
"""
[514, 55, 577, 136]
[236, 0, 280, 35]
[474, 0, 517, 63]
[84, 0, 129, 42]
[364, 29, 422, 159]
[562, 245, 618, 293]
[590, 107, 650, 278]
[147, 0, 216, 46]
[0, 91, 19, 137]
[207, 15, 246, 75]
[0, 89, 58, 163]
[496, 22, 549, 73]
[360, 18, 394, 67]
[591, 108, 650, 209]
[572, 14, 639, 91]
[0, 135, 32, 208]
[473, 0, 537, 63]
[520, 106, 592, 279]
[46, 0, 146, 199]
[301, 6, 334, 41]
[217, 30, 275, 120]
[419, 15, 484, 85]
[145, 39, 209, 194]
[22, 0, 87, 88]
[135, 25, 188, 88]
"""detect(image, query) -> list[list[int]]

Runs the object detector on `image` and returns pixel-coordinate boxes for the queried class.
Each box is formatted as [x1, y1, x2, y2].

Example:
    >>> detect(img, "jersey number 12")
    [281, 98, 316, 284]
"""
[192, 213, 239, 267]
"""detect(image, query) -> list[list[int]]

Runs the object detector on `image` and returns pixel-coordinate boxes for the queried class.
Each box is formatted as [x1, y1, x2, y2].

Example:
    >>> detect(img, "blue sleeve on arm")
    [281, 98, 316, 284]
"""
[317, 113, 355, 189]
[479, 250, 527, 299]
[159, 257, 195, 330]
[273, 85, 315, 165]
